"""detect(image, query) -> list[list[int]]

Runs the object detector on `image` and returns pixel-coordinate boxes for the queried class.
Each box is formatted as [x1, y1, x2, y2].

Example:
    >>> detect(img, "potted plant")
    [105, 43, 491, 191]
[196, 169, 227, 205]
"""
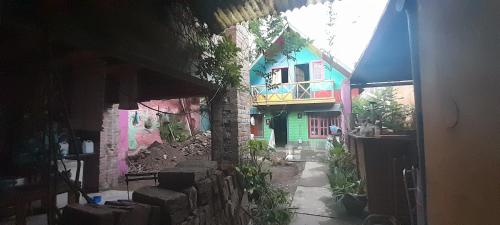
[339, 180, 367, 217]
[328, 143, 367, 216]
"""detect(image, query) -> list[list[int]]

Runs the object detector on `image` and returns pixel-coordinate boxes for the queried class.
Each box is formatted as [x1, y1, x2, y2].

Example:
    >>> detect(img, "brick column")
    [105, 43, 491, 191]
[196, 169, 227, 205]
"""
[211, 25, 252, 164]
[99, 104, 120, 189]
[99, 65, 137, 190]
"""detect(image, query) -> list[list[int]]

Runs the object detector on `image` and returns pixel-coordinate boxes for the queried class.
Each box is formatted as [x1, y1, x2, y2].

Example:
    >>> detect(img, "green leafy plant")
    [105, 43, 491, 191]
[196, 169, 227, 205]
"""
[159, 115, 188, 143]
[168, 1, 243, 89]
[328, 144, 364, 200]
[352, 87, 415, 131]
[236, 140, 293, 225]
[251, 187, 293, 225]
[238, 140, 271, 200]
[196, 36, 243, 88]
[248, 15, 311, 90]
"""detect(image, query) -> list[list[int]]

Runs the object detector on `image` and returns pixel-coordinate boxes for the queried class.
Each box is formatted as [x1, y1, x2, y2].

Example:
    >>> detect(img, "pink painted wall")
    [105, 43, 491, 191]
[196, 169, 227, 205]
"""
[125, 98, 201, 152]
[118, 110, 129, 174]
[340, 80, 352, 136]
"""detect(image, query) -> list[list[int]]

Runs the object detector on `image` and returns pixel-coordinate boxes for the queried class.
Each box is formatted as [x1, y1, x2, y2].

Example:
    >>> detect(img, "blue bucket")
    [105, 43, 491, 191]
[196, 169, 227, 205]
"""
[91, 196, 102, 204]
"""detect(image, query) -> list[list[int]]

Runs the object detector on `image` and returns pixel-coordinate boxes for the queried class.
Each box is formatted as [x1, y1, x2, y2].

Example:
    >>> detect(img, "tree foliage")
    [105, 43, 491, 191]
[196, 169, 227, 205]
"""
[248, 15, 311, 89]
[170, 1, 243, 89]
[195, 36, 243, 88]
[326, 1, 338, 51]
[352, 87, 415, 130]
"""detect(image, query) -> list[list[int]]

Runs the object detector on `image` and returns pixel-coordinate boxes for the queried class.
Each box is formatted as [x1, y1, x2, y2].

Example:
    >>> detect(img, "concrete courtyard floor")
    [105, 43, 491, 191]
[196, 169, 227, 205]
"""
[290, 162, 363, 225]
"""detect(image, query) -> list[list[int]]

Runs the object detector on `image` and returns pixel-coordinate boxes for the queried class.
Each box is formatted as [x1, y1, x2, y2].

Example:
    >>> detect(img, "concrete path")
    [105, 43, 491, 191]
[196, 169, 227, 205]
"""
[290, 162, 362, 225]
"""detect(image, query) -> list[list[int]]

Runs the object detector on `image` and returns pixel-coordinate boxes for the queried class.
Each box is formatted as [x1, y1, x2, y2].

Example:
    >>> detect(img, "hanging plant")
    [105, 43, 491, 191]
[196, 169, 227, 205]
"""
[144, 117, 153, 129]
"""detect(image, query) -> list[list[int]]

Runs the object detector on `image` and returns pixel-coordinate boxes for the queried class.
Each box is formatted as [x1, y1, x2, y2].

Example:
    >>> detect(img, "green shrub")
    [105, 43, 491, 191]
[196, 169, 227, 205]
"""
[352, 87, 415, 131]
[159, 115, 189, 143]
[328, 144, 364, 200]
[236, 140, 293, 225]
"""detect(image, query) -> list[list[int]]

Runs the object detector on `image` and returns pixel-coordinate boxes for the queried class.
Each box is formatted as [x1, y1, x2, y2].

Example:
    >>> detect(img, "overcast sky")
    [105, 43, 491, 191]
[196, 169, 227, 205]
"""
[284, 0, 388, 71]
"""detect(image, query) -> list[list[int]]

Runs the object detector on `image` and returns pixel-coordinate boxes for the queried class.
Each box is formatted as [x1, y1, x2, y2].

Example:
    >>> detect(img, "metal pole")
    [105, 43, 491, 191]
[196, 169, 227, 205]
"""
[402, 0, 427, 224]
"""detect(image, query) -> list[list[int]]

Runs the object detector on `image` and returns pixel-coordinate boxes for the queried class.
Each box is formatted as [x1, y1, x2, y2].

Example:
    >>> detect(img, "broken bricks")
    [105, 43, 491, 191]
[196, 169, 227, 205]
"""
[62, 160, 250, 225]
[60, 202, 152, 225]
[158, 167, 210, 191]
[133, 186, 190, 225]
[175, 160, 217, 171]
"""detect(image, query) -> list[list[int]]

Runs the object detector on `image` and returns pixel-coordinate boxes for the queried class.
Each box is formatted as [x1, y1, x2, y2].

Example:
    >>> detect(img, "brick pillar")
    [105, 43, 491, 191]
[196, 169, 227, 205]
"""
[99, 65, 137, 190]
[99, 104, 120, 190]
[211, 25, 252, 164]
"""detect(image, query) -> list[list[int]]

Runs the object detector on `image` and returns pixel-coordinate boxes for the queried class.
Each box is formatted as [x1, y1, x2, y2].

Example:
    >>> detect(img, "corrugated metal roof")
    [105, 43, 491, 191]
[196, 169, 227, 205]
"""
[190, 0, 330, 33]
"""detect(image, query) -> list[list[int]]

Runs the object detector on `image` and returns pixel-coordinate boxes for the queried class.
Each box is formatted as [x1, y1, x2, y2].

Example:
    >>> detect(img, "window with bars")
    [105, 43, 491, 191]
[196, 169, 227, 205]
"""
[308, 112, 340, 139]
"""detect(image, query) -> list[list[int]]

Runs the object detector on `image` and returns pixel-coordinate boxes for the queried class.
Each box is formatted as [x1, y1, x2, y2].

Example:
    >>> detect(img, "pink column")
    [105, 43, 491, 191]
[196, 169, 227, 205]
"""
[340, 80, 352, 135]
[118, 110, 129, 174]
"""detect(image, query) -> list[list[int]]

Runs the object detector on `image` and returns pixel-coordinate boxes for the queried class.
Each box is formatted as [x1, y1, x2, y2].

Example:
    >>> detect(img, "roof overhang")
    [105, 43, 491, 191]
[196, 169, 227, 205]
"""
[190, 0, 330, 33]
[253, 103, 341, 112]
[351, 0, 412, 86]
[303, 103, 341, 113]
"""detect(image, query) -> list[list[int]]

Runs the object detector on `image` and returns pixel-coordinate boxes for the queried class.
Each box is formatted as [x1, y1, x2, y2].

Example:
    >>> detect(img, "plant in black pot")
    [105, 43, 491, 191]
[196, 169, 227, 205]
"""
[328, 143, 367, 217]
[339, 180, 367, 217]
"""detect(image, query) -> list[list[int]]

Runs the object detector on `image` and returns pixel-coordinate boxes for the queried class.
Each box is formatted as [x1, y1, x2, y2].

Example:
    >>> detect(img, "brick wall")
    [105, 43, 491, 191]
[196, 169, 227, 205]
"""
[211, 24, 252, 163]
[99, 104, 120, 190]
[235, 24, 252, 149]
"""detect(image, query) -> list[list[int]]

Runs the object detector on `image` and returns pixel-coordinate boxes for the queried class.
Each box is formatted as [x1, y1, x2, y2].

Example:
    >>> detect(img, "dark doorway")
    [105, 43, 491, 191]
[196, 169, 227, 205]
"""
[294, 64, 310, 99]
[273, 112, 288, 147]
[281, 68, 289, 83]
[295, 64, 310, 82]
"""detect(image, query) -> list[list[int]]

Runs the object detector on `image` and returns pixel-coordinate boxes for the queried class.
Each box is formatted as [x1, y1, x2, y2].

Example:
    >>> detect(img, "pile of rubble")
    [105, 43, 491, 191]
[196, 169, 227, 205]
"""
[128, 132, 211, 173]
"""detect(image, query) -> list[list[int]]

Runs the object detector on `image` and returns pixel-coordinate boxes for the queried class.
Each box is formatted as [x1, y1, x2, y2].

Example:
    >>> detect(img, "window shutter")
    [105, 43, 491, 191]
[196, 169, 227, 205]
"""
[271, 69, 282, 84]
[312, 61, 324, 80]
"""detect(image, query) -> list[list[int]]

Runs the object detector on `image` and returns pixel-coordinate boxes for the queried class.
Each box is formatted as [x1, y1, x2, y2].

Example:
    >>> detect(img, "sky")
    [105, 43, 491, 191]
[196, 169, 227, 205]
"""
[284, 0, 388, 71]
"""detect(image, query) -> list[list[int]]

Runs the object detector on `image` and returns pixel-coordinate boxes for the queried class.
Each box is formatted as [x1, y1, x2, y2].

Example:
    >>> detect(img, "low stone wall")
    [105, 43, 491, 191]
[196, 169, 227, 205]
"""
[61, 160, 249, 225]
[133, 160, 249, 225]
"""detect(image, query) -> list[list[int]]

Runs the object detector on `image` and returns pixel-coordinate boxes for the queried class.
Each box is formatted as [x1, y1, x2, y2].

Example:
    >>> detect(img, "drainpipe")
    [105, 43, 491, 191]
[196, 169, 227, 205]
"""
[397, 0, 427, 224]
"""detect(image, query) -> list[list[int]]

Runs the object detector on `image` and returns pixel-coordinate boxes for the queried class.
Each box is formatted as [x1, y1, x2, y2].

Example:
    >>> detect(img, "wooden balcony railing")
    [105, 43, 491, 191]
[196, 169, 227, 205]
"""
[251, 80, 335, 105]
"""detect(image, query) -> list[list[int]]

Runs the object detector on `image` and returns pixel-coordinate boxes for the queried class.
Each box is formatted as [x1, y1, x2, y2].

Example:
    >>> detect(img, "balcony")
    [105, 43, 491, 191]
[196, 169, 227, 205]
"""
[251, 80, 335, 106]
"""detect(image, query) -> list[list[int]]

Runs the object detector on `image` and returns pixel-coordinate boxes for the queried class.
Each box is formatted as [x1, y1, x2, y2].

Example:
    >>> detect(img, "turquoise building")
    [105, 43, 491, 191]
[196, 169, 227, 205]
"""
[249, 28, 351, 150]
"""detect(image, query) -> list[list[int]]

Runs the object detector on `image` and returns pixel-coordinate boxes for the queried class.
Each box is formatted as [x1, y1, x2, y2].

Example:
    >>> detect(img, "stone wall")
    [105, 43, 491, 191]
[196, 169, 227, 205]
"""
[62, 160, 249, 225]
[133, 160, 249, 225]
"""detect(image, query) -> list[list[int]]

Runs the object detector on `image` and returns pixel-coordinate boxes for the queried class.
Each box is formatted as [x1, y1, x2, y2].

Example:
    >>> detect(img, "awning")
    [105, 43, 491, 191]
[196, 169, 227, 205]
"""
[351, 0, 412, 86]
[303, 103, 341, 113]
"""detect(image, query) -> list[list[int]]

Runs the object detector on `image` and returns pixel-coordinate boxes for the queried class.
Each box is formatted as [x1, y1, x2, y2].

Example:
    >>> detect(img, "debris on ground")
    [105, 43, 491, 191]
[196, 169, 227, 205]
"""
[127, 132, 211, 173]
